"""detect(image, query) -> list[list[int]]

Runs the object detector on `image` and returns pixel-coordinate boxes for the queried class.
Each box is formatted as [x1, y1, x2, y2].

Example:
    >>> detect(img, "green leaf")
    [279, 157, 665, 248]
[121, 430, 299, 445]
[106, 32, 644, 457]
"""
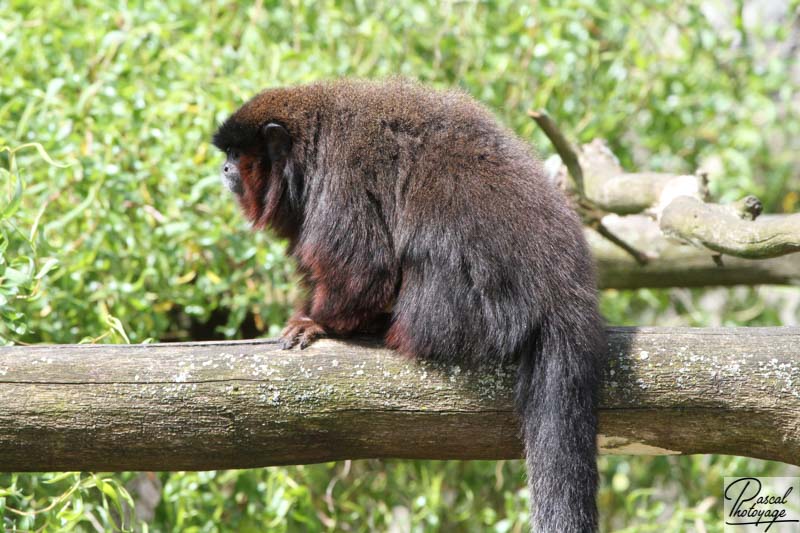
[0, 170, 22, 220]
[35, 257, 59, 279]
[1, 266, 30, 286]
[44, 472, 81, 484]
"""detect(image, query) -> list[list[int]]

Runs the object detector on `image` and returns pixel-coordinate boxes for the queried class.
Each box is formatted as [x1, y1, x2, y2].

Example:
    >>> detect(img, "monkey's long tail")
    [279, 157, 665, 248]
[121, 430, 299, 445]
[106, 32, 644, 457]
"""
[515, 307, 605, 533]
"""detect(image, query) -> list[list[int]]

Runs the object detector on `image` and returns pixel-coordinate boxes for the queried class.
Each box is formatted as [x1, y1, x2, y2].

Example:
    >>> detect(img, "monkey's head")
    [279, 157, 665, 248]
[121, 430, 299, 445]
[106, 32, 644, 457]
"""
[212, 92, 308, 234]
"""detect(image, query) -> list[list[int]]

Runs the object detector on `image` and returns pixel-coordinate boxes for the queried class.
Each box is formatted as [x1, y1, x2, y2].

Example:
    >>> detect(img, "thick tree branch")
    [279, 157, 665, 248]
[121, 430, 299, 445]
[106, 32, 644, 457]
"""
[1, 328, 798, 471]
[660, 196, 800, 259]
[588, 215, 800, 288]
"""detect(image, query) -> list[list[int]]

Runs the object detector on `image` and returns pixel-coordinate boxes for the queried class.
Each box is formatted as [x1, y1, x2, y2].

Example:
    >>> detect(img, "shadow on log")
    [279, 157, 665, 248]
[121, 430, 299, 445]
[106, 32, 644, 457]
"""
[0, 327, 798, 471]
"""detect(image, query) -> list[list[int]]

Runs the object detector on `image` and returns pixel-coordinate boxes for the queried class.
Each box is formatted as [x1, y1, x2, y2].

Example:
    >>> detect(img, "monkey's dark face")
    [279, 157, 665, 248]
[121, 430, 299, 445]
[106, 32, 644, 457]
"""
[212, 116, 260, 198]
[212, 116, 298, 232]
[220, 149, 244, 195]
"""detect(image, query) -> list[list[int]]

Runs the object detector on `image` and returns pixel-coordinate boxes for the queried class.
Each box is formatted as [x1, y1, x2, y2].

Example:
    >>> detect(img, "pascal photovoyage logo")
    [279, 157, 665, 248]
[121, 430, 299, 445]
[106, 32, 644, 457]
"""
[724, 477, 800, 532]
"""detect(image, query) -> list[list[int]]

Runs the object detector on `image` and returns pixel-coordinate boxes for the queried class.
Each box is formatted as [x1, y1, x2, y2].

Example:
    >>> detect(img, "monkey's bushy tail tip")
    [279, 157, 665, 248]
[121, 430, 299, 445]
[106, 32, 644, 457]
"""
[515, 308, 605, 532]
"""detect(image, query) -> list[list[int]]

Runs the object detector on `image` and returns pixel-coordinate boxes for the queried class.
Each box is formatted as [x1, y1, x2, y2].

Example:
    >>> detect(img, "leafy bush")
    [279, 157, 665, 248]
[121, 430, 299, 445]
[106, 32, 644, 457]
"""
[2, 0, 798, 531]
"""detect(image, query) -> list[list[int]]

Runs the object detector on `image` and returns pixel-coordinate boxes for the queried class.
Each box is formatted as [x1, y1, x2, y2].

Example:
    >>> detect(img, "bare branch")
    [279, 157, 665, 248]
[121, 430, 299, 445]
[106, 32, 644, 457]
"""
[588, 215, 800, 288]
[539, 134, 798, 261]
[592, 220, 651, 266]
[528, 110, 585, 195]
[530, 113, 651, 265]
[661, 196, 800, 259]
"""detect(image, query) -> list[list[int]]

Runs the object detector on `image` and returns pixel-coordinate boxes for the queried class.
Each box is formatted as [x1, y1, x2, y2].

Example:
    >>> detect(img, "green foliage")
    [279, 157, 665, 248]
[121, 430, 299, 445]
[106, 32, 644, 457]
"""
[1, 0, 799, 531]
[3, 0, 800, 344]
[0, 472, 134, 532]
[0, 144, 65, 343]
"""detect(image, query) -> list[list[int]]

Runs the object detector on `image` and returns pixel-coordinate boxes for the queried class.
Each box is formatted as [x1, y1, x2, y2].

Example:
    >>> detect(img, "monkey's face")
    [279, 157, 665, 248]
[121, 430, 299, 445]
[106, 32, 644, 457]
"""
[220, 149, 244, 195]
[212, 117, 298, 232]
[213, 120, 292, 198]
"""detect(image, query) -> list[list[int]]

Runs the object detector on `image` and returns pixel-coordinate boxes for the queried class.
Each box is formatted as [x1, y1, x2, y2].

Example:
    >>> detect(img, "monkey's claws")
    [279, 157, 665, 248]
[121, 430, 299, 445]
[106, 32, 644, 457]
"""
[279, 315, 326, 350]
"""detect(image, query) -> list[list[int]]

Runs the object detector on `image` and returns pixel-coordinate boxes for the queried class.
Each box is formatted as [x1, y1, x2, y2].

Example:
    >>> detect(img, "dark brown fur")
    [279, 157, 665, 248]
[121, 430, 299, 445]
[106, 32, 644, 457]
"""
[213, 79, 606, 532]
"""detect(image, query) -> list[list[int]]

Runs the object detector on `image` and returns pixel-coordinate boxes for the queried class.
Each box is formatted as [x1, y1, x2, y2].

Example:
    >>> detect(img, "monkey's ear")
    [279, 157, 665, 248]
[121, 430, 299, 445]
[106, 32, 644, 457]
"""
[262, 123, 291, 161]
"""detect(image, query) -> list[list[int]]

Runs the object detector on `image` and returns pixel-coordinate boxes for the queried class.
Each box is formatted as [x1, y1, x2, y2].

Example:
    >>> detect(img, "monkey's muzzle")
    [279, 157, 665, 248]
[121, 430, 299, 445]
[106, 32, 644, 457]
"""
[221, 152, 243, 195]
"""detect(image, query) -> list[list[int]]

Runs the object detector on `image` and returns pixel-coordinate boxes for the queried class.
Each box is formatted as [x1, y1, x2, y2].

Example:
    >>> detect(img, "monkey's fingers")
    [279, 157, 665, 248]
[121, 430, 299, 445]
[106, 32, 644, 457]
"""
[298, 322, 326, 349]
[279, 323, 304, 350]
[279, 316, 326, 350]
[279, 326, 300, 350]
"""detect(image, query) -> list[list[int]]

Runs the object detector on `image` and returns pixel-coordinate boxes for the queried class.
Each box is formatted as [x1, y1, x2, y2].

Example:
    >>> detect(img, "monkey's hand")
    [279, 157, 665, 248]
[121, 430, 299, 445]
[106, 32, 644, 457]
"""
[279, 314, 326, 350]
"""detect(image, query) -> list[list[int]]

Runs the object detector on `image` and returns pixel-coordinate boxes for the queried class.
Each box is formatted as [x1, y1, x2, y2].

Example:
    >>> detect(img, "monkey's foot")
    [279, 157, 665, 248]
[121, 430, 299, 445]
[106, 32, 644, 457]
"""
[279, 315, 326, 350]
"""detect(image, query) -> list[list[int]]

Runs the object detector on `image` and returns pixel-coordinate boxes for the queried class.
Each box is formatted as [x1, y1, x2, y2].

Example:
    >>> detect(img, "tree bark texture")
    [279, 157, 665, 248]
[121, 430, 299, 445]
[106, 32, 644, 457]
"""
[0, 327, 798, 471]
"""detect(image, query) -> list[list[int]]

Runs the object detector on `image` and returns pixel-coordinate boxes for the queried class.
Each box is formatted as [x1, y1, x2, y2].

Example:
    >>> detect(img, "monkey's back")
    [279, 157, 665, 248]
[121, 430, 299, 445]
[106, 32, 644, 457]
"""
[301, 80, 595, 363]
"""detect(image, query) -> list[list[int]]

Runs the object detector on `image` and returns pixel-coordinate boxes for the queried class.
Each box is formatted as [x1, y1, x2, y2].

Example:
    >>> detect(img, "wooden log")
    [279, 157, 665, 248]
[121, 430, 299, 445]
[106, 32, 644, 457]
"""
[1, 327, 798, 471]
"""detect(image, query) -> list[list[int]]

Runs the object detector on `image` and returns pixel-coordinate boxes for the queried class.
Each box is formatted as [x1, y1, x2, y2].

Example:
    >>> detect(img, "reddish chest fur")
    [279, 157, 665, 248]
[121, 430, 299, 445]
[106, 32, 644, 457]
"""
[237, 154, 266, 224]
